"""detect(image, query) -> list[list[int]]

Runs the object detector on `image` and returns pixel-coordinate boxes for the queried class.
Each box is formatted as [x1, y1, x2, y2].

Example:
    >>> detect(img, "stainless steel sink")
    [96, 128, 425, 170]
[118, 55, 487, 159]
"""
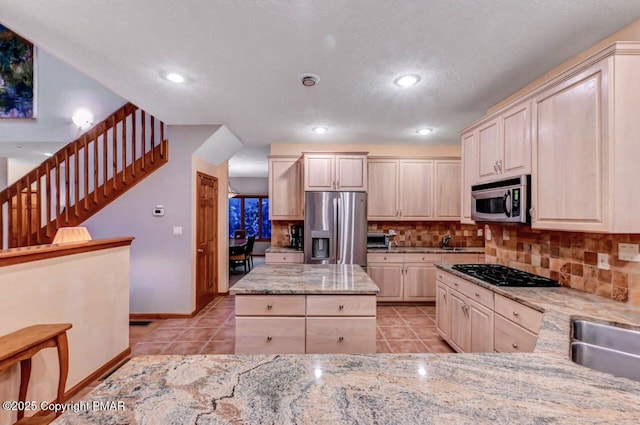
[571, 320, 640, 382]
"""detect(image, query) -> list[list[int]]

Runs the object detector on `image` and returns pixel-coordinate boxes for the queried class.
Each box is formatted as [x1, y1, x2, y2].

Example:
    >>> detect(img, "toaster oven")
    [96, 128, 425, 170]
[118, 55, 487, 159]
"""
[367, 233, 390, 249]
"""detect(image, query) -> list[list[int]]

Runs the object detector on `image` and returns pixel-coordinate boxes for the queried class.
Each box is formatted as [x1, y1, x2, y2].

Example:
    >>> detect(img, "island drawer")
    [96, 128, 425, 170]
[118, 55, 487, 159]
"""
[403, 253, 441, 263]
[494, 294, 543, 334]
[446, 274, 494, 310]
[235, 317, 305, 354]
[265, 252, 304, 264]
[306, 317, 376, 354]
[367, 253, 403, 263]
[306, 295, 376, 316]
[494, 315, 538, 353]
[235, 295, 306, 316]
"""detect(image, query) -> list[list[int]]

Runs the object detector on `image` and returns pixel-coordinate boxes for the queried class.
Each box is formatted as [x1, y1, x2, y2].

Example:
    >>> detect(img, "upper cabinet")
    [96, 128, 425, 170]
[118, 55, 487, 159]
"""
[460, 132, 476, 224]
[477, 101, 531, 183]
[367, 158, 460, 221]
[268, 156, 303, 220]
[304, 153, 367, 191]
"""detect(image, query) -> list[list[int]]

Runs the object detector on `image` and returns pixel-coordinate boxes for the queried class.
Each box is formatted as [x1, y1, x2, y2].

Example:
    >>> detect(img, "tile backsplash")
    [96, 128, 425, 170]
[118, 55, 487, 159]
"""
[271, 221, 303, 247]
[485, 224, 640, 306]
[368, 222, 484, 247]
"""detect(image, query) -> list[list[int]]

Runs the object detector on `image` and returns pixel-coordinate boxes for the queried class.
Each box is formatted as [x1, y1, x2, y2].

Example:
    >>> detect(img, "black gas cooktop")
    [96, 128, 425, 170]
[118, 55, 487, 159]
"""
[451, 264, 560, 287]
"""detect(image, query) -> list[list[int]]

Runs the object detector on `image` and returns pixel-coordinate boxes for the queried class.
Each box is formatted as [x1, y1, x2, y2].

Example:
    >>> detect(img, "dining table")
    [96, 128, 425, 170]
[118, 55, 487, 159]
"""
[229, 238, 247, 256]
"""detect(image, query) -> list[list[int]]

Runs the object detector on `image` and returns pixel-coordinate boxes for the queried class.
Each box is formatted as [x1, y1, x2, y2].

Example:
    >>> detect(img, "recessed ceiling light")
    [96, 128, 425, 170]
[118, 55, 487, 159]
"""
[417, 128, 433, 135]
[299, 73, 320, 87]
[72, 108, 94, 129]
[394, 74, 421, 87]
[312, 126, 328, 135]
[165, 73, 185, 83]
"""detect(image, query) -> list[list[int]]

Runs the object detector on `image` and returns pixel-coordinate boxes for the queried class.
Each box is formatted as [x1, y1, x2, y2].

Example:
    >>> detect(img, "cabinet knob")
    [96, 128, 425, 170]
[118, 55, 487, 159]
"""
[339, 304, 345, 310]
[338, 336, 344, 342]
[513, 311, 519, 316]
[267, 336, 273, 341]
[443, 293, 447, 302]
[383, 257, 387, 260]
[512, 343, 518, 349]
[267, 304, 273, 310]
[454, 282, 459, 286]
[475, 291, 480, 297]
[283, 256, 287, 260]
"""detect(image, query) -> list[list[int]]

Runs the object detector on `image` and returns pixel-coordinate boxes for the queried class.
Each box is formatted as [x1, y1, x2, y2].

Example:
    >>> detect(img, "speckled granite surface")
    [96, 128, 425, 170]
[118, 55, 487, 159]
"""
[229, 264, 380, 295]
[265, 246, 303, 253]
[53, 352, 640, 425]
[368, 246, 485, 254]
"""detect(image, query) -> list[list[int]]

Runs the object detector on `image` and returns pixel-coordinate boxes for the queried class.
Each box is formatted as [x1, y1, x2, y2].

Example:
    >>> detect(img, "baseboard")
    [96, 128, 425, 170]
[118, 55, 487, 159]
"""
[129, 312, 195, 320]
[64, 347, 132, 400]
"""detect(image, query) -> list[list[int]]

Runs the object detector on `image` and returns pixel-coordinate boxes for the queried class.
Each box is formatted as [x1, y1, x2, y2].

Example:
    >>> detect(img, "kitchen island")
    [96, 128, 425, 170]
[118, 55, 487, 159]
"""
[230, 264, 379, 354]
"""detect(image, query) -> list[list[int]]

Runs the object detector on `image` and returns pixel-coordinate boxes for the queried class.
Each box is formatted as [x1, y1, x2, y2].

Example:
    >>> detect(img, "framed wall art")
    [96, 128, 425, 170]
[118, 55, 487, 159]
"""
[0, 24, 35, 118]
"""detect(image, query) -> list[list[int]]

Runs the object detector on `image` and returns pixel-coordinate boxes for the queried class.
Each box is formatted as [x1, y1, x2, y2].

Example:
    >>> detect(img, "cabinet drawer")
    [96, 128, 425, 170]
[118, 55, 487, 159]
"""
[403, 253, 442, 263]
[235, 295, 306, 316]
[306, 295, 376, 316]
[367, 253, 402, 263]
[441, 253, 481, 264]
[494, 315, 538, 353]
[306, 317, 376, 354]
[494, 294, 543, 334]
[447, 275, 494, 310]
[265, 252, 304, 263]
[235, 317, 306, 354]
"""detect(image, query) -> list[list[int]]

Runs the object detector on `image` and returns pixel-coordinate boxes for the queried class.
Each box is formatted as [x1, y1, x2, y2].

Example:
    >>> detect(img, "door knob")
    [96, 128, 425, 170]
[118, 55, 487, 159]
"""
[197, 248, 204, 253]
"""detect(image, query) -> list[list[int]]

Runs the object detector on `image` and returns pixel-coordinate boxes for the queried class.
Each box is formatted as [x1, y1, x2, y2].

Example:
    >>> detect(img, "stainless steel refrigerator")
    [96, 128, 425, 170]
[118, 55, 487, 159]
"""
[304, 191, 367, 266]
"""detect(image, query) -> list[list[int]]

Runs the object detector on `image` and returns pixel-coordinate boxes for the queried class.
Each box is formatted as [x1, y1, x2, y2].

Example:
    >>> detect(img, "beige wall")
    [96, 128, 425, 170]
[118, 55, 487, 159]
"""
[271, 143, 461, 157]
[0, 246, 130, 424]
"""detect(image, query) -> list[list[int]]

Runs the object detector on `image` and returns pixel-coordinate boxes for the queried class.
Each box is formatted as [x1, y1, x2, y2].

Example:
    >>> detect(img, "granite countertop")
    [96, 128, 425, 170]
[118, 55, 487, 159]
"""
[367, 246, 485, 254]
[266, 246, 303, 253]
[229, 264, 380, 295]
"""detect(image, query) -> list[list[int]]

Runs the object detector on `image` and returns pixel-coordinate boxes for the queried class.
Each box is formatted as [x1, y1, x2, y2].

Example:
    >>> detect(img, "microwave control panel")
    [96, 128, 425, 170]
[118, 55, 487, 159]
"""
[511, 189, 520, 216]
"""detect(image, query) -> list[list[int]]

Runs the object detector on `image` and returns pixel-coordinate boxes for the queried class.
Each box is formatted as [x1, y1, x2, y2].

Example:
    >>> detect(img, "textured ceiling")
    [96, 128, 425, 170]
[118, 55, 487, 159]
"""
[1, 1, 640, 150]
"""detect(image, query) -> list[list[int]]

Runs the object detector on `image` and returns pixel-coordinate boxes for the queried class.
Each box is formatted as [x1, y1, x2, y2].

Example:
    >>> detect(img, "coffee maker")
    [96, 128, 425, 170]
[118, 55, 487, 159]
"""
[290, 224, 304, 251]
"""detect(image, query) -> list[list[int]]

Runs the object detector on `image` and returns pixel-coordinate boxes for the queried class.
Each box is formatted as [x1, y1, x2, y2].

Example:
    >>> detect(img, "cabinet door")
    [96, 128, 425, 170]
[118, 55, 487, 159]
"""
[532, 61, 608, 232]
[367, 160, 398, 219]
[436, 281, 451, 339]
[477, 118, 500, 182]
[269, 157, 303, 220]
[398, 160, 433, 220]
[367, 263, 403, 302]
[469, 299, 494, 353]
[306, 317, 376, 354]
[461, 132, 476, 224]
[448, 290, 470, 352]
[501, 101, 531, 177]
[434, 160, 461, 220]
[304, 154, 335, 191]
[336, 154, 367, 191]
[404, 264, 436, 301]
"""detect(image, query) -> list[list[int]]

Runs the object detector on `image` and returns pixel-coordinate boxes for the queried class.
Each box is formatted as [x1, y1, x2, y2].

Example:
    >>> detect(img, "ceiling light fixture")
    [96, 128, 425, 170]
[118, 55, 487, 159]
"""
[312, 126, 328, 135]
[72, 108, 94, 130]
[416, 128, 433, 135]
[299, 73, 320, 87]
[165, 73, 185, 84]
[394, 74, 421, 87]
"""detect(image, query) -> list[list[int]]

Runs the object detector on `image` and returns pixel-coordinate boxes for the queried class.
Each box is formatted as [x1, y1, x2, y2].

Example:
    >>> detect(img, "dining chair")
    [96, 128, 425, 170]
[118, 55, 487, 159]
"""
[230, 235, 255, 274]
[233, 229, 247, 239]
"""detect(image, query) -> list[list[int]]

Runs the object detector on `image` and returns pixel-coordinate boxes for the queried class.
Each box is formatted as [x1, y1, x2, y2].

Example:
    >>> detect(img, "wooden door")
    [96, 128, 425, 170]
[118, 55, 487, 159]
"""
[436, 281, 450, 339]
[196, 172, 218, 312]
[9, 191, 39, 248]
[477, 118, 500, 182]
[469, 299, 494, 353]
[461, 132, 476, 224]
[367, 160, 398, 220]
[404, 264, 436, 301]
[367, 263, 403, 302]
[304, 154, 335, 191]
[268, 157, 303, 220]
[398, 160, 433, 220]
[335, 154, 367, 191]
[433, 160, 461, 220]
[501, 100, 531, 177]
[532, 61, 607, 231]
[448, 290, 470, 352]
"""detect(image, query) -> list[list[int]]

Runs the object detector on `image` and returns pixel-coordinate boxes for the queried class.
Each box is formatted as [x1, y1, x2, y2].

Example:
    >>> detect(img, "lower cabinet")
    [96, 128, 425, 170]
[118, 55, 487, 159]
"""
[235, 294, 376, 354]
[436, 269, 541, 354]
[265, 251, 304, 264]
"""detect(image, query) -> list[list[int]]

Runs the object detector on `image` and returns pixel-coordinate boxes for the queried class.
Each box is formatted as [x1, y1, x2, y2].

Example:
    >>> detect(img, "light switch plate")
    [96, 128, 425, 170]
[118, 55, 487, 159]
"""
[485, 227, 492, 241]
[619, 243, 640, 262]
[477, 228, 483, 237]
[597, 253, 610, 270]
[172, 226, 183, 236]
[503, 229, 510, 241]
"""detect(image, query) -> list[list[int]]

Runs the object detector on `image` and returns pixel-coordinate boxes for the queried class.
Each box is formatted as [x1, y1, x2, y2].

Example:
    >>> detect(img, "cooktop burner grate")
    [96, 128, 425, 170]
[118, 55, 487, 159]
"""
[451, 264, 560, 287]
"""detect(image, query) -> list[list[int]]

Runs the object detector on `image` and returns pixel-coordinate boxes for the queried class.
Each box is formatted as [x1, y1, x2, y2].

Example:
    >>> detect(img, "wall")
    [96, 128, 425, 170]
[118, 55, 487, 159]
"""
[0, 157, 6, 190]
[7, 158, 38, 185]
[83, 125, 222, 314]
[484, 224, 640, 306]
[368, 222, 484, 248]
[0, 245, 130, 425]
[271, 143, 460, 157]
[229, 177, 269, 255]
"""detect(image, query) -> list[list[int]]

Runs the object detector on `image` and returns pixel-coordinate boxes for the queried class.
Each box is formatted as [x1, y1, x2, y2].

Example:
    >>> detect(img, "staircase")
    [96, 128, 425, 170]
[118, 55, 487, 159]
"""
[0, 102, 168, 249]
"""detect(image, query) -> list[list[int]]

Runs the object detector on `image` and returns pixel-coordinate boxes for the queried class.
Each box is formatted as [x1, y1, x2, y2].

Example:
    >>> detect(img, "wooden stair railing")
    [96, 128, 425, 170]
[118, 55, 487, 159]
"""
[0, 102, 168, 249]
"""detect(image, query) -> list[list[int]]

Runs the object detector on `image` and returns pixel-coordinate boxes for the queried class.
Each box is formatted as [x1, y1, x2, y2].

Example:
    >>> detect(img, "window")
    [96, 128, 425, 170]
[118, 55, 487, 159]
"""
[229, 196, 271, 241]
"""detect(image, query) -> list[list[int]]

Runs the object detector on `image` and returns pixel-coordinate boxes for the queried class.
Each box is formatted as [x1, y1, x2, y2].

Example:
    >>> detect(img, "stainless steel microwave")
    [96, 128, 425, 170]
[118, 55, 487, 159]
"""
[471, 175, 531, 224]
[367, 233, 390, 249]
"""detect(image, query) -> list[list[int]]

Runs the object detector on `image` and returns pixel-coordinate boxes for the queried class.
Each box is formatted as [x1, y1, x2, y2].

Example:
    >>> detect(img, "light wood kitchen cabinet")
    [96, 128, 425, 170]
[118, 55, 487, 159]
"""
[235, 317, 306, 354]
[494, 315, 538, 353]
[460, 132, 476, 224]
[367, 159, 398, 219]
[265, 252, 304, 264]
[448, 290, 469, 352]
[366, 261, 404, 302]
[304, 153, 367, 191]
[306, 317, 376, 354]
[268, 156, 303, 220]
[477, 118, 501, 182]
[436, 281, 450, 339]
[469, 298, 494, 352]
[434, 160, 461, 220]
[398, 160, 433, 219]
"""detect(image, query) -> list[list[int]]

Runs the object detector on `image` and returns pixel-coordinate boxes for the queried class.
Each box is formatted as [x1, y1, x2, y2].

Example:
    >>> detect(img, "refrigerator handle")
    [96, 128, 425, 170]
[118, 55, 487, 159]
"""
[334, 196, 340, 263]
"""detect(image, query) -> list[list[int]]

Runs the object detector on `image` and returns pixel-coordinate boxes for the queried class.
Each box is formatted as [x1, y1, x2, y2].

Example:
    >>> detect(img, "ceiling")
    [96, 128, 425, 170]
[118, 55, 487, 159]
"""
[1, 1, 640, 153]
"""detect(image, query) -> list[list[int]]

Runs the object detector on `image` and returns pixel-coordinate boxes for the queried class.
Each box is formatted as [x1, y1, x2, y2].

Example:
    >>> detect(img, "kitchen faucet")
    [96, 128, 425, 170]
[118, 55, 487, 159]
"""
[442, 235, 452, 248]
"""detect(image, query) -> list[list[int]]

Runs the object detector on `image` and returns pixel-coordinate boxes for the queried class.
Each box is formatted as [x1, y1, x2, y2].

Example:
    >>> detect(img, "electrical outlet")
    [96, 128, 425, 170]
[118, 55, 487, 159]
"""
[477, 228, 483, 237]
[486, 228, 492, 241]
[619, 243, 640, 262]
[597, 253, 610, 270]
[503, 229, 510, 241]
[388, 229, 396, 236]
